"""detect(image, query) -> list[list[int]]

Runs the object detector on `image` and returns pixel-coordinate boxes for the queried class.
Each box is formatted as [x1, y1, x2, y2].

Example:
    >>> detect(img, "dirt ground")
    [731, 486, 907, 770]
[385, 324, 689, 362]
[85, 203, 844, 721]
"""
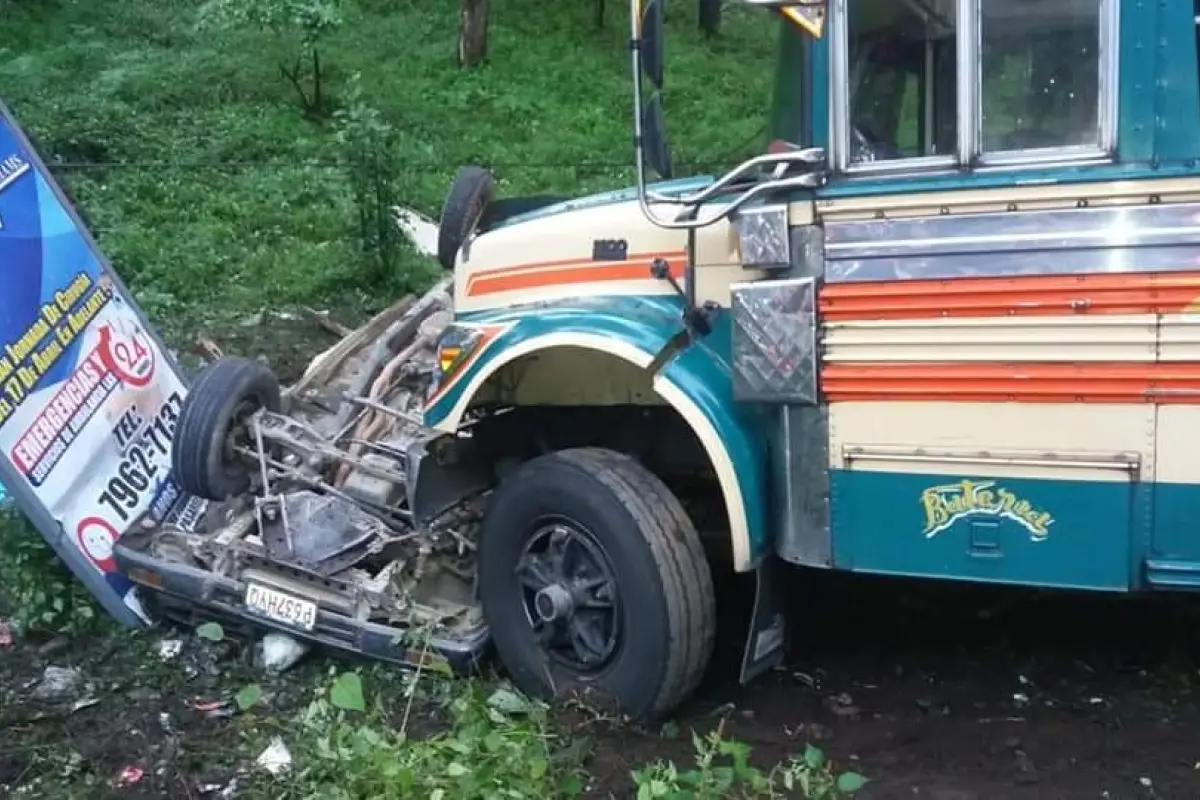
[3, 568, 1199, 799]
[642, 571, 1200, 799]
[4, 320, 1199, 798]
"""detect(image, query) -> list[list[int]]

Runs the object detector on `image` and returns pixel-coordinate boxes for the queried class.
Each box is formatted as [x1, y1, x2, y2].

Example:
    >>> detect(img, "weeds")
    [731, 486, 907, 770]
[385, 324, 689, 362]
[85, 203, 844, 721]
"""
[0, 510, 104, 634]
[249, 670, 587, 799]
[633, 721, 867, 799]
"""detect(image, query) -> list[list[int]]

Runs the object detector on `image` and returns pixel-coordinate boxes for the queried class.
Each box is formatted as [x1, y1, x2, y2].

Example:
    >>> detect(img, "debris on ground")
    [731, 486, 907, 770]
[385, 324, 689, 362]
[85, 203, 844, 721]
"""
[115, 766, 144, 787]
[31, 665, 84, 702]
[256, 738, 292, 775]
[300, 306, 354, 337]
[390, 205, 439, 257]
[157, 638, 184, 661]
[189, 697, 238, 720]
[70, 697, 101, 714]
[257, 633, 309, 674]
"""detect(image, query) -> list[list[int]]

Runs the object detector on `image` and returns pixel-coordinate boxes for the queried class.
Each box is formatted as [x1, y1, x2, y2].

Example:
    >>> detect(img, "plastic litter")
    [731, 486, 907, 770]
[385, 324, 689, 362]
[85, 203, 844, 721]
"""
[256, 738, 292, 775]
[258, 632, 309, 673]
[190, 697, 238, 720]
[116, 766, 144, 787]
[157, 638, 184, 661]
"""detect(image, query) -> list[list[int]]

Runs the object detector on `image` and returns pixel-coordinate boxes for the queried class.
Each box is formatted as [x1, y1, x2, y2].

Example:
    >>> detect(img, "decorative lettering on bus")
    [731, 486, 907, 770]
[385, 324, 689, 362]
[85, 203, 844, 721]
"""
[920, 479, 1053, 542]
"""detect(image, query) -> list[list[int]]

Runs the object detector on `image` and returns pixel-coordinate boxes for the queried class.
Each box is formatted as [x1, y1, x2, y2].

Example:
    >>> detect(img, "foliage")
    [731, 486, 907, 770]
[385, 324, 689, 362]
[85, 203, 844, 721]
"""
[632, 725, 867, 800]
[250, 673, 587, 799]
[0, 510, 104, 634]
[0, 0, 776, 348]
[334, 74, 421, 290]
[197, 0, 344, 116]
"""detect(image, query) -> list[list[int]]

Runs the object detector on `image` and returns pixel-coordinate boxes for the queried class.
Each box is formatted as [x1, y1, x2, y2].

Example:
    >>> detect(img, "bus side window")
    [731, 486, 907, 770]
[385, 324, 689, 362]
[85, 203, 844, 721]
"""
[847, 0, 958, 165]
[979, 0, 1104, 154]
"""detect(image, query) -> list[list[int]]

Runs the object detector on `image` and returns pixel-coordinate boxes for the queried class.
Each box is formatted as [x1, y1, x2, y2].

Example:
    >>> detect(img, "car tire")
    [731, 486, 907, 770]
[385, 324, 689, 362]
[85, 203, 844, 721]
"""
[477, 447, 716, 721]
[172, 356, 282, 501]
[437, 165, 494, 271]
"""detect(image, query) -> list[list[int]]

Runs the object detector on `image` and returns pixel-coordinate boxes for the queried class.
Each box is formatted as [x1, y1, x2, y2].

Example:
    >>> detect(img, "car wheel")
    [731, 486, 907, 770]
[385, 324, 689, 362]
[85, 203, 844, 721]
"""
[437, 165, 494, 271]
[477, 447, 716, 721]
[172, 356, 282, 501]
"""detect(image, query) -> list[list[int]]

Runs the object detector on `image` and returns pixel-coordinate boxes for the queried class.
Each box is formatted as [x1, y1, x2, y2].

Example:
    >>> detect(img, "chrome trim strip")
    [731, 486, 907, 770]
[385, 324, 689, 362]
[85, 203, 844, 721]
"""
[957, 0, 977, 164]
[841, 445, 1140, 472]
[829, 0, 850, 172]
[826, 246, 1200, 283]
[823, 201, 1200, 282]
[826, 202, 1200, 254]
[842, 154, 957, 176]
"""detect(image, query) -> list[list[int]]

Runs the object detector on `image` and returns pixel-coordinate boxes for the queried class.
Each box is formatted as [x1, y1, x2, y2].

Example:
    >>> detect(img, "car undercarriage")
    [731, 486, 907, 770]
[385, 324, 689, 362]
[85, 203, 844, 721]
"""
[114, 276, 497, 673]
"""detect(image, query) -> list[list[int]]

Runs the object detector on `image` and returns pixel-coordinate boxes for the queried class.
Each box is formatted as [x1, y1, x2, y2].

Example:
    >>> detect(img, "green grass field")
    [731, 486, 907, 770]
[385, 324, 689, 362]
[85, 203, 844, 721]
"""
[2, 0, 778, 341]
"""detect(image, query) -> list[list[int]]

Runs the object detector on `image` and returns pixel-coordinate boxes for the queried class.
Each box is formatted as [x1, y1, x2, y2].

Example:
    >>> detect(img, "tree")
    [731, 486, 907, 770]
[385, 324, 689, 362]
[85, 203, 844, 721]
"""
[197, 0, 343, 117]
[457, 0, 490, 67]
[698, 0, 722, 36]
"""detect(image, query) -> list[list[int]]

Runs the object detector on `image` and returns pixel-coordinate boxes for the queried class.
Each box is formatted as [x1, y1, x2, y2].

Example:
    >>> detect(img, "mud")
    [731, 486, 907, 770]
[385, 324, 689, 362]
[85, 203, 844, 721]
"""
[3, 571, 1198, 798]
[584, 570, 1200, 798]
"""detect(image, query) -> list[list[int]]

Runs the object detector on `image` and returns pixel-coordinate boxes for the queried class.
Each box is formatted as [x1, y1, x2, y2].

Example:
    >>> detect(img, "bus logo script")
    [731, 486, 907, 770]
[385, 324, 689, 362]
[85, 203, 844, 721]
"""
[919, 479, 1053, 542]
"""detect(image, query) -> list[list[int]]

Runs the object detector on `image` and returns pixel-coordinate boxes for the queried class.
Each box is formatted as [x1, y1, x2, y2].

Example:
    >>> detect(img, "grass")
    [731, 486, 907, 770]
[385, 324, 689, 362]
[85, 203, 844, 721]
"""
[0, 1, 870, 796]
[0, 616, 865, 798]
[1, 0, 778, 344]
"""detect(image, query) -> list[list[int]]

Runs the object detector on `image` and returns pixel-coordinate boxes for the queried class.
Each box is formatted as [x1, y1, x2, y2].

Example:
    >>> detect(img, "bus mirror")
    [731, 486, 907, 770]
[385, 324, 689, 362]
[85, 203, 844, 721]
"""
[641, 91, 673, 179]
[640, 0, 664, 89]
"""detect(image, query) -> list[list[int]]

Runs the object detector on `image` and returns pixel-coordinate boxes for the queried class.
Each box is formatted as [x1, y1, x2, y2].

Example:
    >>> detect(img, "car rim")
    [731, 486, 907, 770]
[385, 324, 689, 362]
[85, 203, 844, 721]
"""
[516, 518, 621, 672]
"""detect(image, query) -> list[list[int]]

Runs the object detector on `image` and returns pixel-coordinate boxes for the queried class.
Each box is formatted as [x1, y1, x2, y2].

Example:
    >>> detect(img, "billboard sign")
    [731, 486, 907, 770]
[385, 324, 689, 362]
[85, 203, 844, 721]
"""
[0, 99, 205, 626]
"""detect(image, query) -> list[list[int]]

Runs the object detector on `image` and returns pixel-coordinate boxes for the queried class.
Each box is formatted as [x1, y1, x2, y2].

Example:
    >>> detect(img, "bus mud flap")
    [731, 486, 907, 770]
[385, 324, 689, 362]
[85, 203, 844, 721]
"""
[739, 555, 787, 685]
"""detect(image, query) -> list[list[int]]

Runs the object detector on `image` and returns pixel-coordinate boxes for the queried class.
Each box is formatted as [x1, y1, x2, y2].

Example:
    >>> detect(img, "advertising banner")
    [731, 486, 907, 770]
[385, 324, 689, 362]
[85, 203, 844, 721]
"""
[0, 99, 205, 626]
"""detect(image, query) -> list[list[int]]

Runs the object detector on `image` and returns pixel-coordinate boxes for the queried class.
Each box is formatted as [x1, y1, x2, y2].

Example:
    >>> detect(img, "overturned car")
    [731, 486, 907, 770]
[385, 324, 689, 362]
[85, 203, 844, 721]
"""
[116, 282, 493, 671]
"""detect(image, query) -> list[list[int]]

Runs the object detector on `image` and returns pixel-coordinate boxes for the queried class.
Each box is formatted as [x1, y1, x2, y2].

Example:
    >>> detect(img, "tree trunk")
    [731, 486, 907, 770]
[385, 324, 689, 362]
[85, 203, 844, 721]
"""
[698, 0, 721, 36]
[457, 0, 490, 67]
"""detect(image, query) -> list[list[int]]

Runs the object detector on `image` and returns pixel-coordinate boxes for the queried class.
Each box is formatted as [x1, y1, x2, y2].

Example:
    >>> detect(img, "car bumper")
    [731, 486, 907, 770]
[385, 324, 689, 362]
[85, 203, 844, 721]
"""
[113, 540, 491, 676]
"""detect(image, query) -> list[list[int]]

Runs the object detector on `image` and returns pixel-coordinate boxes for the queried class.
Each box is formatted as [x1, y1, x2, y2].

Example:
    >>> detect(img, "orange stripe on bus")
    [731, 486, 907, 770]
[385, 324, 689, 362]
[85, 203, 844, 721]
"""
[465, 251, 687, 297]
[822, 361, 1200, 404]
[820, 271, 1200, 321]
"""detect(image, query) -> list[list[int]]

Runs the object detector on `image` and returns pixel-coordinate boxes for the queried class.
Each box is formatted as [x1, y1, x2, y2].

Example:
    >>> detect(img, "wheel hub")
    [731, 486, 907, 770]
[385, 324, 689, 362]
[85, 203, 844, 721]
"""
[517, 520, 621, 672]
[533, 583, 574, 622]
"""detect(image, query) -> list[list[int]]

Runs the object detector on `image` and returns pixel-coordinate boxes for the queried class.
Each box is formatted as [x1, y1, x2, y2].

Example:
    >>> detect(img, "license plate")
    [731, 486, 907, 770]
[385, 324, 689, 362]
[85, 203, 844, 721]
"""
[245, 583, 318, 631]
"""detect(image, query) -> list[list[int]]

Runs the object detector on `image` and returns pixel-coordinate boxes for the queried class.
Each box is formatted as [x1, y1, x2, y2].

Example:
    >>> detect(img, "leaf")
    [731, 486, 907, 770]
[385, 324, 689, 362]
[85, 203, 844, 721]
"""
[196, 622, 224, 642]
[837, 772, 869, 793]
[330, 672, 365, 712]
[446, 762, 468, 777]
[486, 687, 532, 715]
[235, 683, 263, 710]
[529, 757, 548, 779]
[803, 744, 826, 769]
